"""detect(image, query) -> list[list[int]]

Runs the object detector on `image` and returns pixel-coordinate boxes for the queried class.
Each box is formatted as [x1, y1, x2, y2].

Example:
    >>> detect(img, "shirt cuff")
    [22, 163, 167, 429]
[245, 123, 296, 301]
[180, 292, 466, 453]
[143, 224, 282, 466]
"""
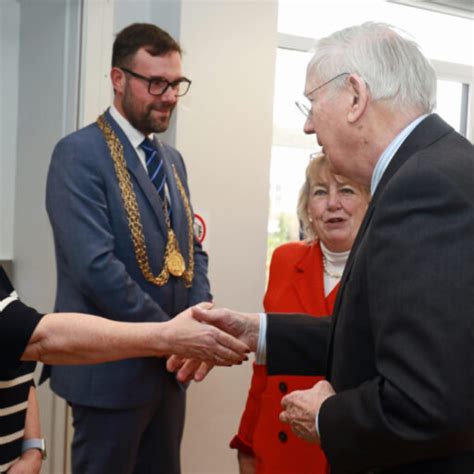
[0, 290, 18, 311]
[315, 410, 320, 436]
[254, 313, 267, 365]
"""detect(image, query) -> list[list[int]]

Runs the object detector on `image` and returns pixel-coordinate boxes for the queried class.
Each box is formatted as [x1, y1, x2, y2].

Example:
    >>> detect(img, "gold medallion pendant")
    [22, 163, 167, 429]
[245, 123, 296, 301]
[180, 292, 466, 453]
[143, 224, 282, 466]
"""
[166, 229, 185, 277]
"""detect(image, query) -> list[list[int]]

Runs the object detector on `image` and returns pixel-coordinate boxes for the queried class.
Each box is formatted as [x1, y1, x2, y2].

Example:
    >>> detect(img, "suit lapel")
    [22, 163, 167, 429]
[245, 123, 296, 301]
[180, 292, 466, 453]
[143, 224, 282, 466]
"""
[330, 203, 375, 318]
[373, 114, 453, 197]
[332, 114, 453, 318]
[156, 141, 189, 261]
[326, 114, 454, 376]
[156, 141, 184, 232]
[292, 243, 329, 315]
[104, 110, 168, 237]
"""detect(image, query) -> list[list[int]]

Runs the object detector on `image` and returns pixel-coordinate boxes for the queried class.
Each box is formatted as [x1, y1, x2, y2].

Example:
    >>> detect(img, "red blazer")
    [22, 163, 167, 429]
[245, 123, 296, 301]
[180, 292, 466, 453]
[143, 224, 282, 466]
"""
[230, 241, 339, 473]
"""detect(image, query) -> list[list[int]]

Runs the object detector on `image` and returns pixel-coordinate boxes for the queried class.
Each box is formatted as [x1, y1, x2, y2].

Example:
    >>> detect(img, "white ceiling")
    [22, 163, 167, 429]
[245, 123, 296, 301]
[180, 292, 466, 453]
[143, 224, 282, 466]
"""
[388, 0, 474, 19]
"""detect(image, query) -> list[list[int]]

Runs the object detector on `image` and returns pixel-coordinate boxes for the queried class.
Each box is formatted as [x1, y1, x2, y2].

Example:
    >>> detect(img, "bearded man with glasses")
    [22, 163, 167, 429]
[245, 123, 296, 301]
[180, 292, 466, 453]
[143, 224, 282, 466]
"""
[42, 23, 211, 474]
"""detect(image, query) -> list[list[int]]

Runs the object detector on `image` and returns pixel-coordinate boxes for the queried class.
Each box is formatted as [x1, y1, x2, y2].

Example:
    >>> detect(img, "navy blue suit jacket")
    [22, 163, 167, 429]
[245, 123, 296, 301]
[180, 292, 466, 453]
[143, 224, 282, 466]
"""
[45, 110, 211, 408]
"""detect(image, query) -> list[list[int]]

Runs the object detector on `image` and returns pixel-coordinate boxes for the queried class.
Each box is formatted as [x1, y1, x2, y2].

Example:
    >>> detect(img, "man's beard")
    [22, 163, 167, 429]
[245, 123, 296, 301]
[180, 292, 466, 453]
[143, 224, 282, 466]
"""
[122, 88, 174, 135]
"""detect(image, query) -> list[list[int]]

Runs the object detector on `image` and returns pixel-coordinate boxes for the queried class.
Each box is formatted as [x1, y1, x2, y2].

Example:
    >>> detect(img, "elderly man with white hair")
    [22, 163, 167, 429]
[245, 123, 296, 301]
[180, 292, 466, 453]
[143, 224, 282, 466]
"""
[171, 22, 474, 474]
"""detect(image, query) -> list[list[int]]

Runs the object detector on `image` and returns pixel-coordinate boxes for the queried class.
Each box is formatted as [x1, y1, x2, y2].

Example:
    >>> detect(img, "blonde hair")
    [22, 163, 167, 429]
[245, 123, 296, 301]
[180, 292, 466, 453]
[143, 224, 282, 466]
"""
[297, 153, 369, 240]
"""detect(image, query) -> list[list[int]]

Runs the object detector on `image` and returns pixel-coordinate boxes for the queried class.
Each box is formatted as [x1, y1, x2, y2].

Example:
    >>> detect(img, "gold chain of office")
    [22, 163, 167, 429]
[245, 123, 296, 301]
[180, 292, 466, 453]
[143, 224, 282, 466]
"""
[97, 113, 194, 288]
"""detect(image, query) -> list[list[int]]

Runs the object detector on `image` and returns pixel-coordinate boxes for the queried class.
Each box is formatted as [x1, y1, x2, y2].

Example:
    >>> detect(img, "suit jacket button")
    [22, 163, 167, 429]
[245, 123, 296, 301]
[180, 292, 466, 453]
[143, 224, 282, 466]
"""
[279, 382, 288, 393]
[278, 431, 288, 443]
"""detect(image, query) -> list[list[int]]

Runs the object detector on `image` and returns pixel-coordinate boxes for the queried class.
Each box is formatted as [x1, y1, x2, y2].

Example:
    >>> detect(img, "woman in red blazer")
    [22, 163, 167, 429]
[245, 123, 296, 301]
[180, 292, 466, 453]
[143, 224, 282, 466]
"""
[230, 153, 369, 473]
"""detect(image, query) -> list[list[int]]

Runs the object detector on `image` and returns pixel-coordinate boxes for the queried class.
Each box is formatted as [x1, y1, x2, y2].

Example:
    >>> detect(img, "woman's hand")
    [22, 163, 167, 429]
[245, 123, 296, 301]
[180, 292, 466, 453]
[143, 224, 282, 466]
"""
[7, 449, 42, 474]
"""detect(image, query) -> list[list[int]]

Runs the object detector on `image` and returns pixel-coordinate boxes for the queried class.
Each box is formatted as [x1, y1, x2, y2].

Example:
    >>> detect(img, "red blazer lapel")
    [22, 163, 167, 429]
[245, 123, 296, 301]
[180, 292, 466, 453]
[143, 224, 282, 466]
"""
[292, 242, 329, 315]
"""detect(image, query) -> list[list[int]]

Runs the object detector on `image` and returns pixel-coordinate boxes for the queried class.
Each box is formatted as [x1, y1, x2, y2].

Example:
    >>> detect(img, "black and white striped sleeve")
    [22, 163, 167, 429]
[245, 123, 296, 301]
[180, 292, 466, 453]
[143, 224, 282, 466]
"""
[0, 267, 44, 364]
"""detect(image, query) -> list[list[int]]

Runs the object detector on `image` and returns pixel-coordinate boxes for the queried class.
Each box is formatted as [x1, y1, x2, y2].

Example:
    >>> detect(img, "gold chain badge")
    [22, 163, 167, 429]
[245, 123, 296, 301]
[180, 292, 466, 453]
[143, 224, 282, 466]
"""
[97, 113, 194, 288]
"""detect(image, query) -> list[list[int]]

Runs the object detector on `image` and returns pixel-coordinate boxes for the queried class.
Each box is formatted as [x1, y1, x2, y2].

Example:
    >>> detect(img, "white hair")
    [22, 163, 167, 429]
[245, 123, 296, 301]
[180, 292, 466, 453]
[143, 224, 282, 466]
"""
[307, 22, 437, 113]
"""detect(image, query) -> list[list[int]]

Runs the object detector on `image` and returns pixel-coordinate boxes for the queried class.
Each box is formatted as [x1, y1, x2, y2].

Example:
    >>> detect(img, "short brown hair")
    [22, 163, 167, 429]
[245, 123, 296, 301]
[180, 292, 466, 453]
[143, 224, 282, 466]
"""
[112, 23, 182, 68]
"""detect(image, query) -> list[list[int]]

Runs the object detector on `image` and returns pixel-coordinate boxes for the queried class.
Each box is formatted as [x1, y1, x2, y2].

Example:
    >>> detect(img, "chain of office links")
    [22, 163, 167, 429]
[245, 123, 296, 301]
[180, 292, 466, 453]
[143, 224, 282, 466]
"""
[97, 113, 194, 287]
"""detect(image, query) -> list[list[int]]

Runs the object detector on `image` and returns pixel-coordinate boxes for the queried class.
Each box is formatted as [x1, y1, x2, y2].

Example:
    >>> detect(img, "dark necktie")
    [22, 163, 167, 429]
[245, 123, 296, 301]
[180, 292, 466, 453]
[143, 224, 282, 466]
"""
[140, 138, 167, 202]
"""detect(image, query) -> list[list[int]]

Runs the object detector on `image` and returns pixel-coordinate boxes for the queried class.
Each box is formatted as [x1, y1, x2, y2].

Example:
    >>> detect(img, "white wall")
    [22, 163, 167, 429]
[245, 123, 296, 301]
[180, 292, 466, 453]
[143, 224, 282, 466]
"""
[176, 2, 277, 473]
[0, 0, 20, 260]
[12, 2, 82, 472]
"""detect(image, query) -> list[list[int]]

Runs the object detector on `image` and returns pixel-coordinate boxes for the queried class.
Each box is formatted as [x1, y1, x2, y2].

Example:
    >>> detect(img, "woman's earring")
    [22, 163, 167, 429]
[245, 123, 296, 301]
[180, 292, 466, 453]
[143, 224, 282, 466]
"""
[308, 216, 313, 222]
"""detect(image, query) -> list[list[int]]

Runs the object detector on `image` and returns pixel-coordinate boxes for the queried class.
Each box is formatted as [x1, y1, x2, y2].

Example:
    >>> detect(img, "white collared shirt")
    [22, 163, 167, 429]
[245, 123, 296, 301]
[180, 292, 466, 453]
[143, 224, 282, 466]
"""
[370, 114, 428, 195]
[109, 104, 153, 172]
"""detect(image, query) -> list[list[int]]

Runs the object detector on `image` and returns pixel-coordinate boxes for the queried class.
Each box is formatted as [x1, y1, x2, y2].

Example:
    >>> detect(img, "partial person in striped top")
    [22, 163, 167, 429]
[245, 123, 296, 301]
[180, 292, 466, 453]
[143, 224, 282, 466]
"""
[0, 266, 248, 472]
[0, 267, 43, 474]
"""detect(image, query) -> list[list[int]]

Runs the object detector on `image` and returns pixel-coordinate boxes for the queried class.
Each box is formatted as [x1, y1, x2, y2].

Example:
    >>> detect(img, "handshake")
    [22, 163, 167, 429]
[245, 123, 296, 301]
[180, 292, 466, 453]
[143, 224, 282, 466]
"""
[23, 302, 330, 444]
[164, 303, 334, 445]
[163, 304, 259, 382]
[22, 303, 257, 372]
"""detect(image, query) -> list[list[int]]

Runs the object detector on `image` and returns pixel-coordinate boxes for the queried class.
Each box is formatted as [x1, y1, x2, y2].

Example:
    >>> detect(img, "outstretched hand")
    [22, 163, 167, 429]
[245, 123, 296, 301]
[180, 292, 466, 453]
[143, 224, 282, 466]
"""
[164, 303, 250, 366]
[192, 307, 260, 352]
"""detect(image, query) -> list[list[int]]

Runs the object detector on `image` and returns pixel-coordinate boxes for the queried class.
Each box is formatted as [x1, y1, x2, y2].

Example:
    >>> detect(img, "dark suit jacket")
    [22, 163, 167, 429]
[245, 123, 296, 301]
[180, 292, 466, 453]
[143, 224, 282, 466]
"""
[266, 115, 474, 473]
[45, 110, 211, 408]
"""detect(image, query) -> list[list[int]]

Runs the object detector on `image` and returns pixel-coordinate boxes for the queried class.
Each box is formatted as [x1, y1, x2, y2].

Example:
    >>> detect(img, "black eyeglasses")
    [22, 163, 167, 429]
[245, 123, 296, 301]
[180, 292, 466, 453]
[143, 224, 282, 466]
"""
[121, 67, 192, 97]
[295, 72, 350, 118]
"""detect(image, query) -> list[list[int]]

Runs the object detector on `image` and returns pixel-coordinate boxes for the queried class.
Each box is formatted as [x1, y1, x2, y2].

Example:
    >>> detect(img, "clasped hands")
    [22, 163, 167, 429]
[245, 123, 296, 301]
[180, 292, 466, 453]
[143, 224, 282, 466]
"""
[165, 305, 259, 380]
[167, 306, 336, 444]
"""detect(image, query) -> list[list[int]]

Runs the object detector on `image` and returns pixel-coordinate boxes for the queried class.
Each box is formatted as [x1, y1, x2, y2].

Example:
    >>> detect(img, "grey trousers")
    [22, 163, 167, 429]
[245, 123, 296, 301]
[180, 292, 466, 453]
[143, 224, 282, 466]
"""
[70, 382, 185, 474]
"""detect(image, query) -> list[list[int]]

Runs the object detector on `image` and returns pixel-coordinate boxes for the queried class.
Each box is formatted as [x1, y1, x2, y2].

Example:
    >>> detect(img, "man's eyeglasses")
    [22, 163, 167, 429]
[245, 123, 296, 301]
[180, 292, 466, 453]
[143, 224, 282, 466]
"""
[295, 72, 350, 118]
[121, 67, 192, 97]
